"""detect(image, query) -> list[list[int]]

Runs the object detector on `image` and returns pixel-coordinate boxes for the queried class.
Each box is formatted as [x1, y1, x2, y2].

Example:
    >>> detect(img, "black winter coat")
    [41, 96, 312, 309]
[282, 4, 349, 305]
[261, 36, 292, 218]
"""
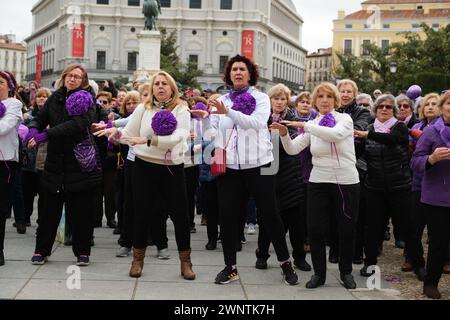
[269, 109, 304, 211]
[363, 122, 411, 192]
[29, 87, 102, 193]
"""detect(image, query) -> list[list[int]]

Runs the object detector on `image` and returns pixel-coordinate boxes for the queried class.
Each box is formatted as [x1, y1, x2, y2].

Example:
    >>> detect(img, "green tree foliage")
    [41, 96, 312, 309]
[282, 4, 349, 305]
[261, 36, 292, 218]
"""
[159, 27, 203, 89]
[335, 23, 450, 95]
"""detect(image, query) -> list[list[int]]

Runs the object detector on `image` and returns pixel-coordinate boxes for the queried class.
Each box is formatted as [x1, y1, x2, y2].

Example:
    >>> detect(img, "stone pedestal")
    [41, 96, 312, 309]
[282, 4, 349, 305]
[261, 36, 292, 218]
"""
[134, 30, 161, 82]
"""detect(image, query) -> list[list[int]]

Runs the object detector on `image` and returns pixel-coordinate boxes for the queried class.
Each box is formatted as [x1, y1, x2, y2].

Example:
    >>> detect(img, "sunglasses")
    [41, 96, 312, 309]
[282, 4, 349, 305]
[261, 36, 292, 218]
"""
[358, 103, 370, 107]
[377, 104, 394, 110]
[98, 100, 109, 105]
[398, 104, 410, 109]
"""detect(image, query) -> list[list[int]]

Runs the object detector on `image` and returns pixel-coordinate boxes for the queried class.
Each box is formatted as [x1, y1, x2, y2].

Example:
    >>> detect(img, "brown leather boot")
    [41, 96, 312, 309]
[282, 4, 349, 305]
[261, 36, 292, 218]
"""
[129, 247, 146, 278]
[179, 249, 196, 280]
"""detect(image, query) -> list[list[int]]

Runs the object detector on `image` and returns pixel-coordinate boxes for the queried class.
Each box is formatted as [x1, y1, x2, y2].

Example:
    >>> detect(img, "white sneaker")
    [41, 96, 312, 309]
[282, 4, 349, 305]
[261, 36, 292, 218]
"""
[116, 247, 131, 257]
[157, 248, 171, 260]
[247, 223, 256, 235]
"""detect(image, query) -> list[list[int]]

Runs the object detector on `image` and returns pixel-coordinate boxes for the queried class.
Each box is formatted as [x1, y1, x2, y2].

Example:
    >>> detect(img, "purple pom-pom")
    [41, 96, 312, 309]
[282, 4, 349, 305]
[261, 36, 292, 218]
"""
[192, 102, 207, 120]
[66, 90, 93, 116]
[407, 85, 422, 100]
[318, 113, 336, 128]
[0, 101, 6, 118]
[232, 92, 256, 116]
[151, 110, 178, 136]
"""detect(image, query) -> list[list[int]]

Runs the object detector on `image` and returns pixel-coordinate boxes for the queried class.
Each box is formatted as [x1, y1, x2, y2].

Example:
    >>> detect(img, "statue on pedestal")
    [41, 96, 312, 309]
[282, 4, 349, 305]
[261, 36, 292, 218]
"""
[143, 0, 162, 31]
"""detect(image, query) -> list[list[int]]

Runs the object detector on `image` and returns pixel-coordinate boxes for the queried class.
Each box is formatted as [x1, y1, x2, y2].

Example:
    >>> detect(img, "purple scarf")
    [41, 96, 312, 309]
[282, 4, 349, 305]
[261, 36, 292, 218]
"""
[434, 117, 450, 148]
[229, 86, 250, 102]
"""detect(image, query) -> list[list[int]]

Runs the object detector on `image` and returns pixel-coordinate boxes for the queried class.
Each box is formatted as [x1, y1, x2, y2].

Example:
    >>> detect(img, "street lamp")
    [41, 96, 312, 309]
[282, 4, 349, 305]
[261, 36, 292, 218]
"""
[389, 61, 397, 94]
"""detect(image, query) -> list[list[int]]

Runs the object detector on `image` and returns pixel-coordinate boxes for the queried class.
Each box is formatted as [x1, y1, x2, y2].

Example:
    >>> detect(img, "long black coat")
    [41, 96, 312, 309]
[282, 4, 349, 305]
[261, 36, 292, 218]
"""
[29, 87, 102, 193]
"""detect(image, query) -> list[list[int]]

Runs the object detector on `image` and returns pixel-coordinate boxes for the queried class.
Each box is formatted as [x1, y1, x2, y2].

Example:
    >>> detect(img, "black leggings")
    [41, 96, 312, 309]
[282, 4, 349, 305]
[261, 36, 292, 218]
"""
[0, 161, 17, 251]
[132, 158, 190, 251]
[217, 166, 290, 267]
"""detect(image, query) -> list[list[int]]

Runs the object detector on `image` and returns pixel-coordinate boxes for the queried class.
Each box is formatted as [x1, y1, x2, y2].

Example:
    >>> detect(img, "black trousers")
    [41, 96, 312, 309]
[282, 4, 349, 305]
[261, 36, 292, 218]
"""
[95, 169, 117, 224]
[35, 186, 96, 257]
[22, 171, 38, 223]
[424, 204, 450, 287]
[257, 205, 307, 262]
[132, 157, 190, 251]
[200, 180, 219, 242]
[115, 167, 125, 231]
[0, 161, 17, 251]
[307, 182, 360, 277]
[405, 191, 427, 267]
[118, 160, 135, 249]
[364, 189, 411, 266]
[354, 181, 367, 259]
[185, 166, 199, 228]
[217, 166, 290, 267]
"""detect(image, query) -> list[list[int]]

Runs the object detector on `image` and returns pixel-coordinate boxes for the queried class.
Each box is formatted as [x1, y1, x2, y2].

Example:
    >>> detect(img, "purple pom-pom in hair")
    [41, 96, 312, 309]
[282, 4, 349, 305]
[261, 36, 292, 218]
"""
[66, 90, 93, 116]
[151, 110, 178, 136]
[318, 113, 336, 128]
[232, 92, 256, 116]
[0, 101, 6, 118]
[407, 85, 422, 100]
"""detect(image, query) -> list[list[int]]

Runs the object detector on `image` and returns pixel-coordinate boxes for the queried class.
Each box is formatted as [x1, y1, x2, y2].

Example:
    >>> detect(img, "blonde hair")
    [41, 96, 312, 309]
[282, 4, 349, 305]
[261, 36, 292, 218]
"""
[438, 90, 450, 110]
[97, 91, 112, 103]
[419, 93, 441, 120]
[32, 87, 52, 109]
[144, 71, 182, 111]
[337, 79, 359, 96]
[59, 64, 90, 90]
[267, 84, 291, 100]
[312, 82, 341, 109]
[120, 91, 141, 115]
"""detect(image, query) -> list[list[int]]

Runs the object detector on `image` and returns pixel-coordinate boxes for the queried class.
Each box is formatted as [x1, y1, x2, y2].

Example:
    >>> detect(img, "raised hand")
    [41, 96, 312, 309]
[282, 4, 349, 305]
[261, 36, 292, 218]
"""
[94, 127, 119, 138]
[269, 122, 288, 137]
[281, 120, 305, 129]
[189, 109, 209, 119]
[210, 100, 228, 115]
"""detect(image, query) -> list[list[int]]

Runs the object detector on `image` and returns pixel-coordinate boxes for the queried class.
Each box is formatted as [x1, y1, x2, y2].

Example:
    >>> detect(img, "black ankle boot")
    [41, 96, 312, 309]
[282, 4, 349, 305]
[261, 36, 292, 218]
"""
[340, 273, 357, 289]
[306, 275, 326, 289]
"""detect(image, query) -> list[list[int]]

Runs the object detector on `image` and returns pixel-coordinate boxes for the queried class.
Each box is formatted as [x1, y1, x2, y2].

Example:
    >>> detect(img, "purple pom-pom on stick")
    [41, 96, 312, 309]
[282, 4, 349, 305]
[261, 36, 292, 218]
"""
[151, 110, 178, 136]
[66, 90, 93, 116]
[232, 92, 256, 116]
[0, 101, 6, 118]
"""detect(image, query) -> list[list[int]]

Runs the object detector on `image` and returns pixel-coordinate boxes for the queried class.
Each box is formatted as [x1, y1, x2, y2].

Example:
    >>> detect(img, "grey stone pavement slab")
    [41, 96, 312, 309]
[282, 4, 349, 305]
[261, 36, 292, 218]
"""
[0, 215, 404, 300]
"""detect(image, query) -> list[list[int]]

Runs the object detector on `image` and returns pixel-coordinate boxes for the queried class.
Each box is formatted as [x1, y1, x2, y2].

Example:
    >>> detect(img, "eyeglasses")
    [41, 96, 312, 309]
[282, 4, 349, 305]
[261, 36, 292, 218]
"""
[377, 104, 394, 110]
[98, 100, 109, 105]
[66, 74, 83, 80]
[398, 104, 410, 109]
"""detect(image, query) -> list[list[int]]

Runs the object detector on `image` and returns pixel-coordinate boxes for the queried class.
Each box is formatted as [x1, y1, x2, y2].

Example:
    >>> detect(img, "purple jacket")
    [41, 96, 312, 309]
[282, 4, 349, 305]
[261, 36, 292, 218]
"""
[410, 117, 450, 207]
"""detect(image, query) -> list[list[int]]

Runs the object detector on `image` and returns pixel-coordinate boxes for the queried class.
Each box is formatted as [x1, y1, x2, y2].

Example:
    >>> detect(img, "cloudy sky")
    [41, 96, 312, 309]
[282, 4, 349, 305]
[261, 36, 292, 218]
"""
[0, 0, 362, 52]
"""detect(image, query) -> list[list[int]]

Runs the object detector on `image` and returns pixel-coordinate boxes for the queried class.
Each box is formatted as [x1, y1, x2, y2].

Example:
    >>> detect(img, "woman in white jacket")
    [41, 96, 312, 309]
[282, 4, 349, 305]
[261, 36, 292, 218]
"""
[271, 82, 360, 289]
[0, 71, 22, 266]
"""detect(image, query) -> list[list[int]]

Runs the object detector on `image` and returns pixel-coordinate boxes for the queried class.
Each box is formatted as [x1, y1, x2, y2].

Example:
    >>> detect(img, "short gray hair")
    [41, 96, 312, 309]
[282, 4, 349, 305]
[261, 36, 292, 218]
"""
[372, 94, 399, 117]
[395, 94, 413, 111]
[356, 93, 373, 108]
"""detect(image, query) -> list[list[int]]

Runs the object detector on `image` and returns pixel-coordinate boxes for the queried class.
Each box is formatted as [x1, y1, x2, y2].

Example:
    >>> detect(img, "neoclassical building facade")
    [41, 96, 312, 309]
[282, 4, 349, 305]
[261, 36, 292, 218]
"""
[26, 0, 307, 92]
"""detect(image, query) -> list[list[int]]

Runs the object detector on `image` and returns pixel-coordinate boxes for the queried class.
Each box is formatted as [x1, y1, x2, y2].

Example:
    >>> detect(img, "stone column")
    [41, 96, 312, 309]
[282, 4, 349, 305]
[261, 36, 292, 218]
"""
[134, 30, 161, 81]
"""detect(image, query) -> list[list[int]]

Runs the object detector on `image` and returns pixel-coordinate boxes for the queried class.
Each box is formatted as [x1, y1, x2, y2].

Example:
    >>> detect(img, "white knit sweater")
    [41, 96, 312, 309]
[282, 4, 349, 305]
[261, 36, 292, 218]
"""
[120, 103, 190, 165]
[280, 111, 359, 185]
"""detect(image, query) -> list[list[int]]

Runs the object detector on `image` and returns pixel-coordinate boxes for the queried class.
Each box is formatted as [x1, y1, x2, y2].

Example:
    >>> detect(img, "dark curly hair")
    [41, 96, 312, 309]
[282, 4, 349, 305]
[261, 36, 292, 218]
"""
[223, 55, 259, 87]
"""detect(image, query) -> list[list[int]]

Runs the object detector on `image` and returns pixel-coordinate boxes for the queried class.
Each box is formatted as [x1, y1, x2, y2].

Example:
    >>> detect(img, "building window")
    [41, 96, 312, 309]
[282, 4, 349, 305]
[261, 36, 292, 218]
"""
[383, 24, 390, 29]
[220, 0, 232, 10]
[97, 51, 106, 70]
[219, 56, 229, 74]
[189, 55, 198, 69]
[97, 0, 109, 4]
[345, 24, 352, 29]
[344, 39, 352, 54]
[362, 40, 371, 55]
[128, 0, 140, 6]
[160, 0, 171, 7]
[381, 40, 390, 54]
[189, 0, 201, 9]
[128, 52, 137, 71]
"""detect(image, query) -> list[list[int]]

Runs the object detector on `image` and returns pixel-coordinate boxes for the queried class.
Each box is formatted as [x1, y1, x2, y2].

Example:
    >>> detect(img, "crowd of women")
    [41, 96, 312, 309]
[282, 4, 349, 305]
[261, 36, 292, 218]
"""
[0, 55, 449, 299]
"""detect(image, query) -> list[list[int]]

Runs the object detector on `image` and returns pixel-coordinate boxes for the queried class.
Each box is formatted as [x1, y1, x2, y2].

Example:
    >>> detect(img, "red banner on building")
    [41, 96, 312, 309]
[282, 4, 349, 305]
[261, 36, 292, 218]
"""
[241, 31, 254, 61]
[36, 45, 43, 84]
[72, 24, 85, 57]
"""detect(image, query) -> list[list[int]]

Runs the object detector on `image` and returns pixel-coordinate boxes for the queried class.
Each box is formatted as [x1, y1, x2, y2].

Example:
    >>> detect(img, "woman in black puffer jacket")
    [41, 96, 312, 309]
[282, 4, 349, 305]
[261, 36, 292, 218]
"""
[354, 94, 413, 277]
[255, 84, 311, 272]
[26, 65, 101, 266]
